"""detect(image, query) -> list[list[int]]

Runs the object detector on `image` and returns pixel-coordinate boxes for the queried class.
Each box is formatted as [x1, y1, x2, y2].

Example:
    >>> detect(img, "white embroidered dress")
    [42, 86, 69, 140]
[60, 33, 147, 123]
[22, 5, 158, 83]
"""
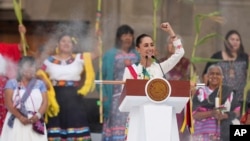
[1, 79, 47, 141]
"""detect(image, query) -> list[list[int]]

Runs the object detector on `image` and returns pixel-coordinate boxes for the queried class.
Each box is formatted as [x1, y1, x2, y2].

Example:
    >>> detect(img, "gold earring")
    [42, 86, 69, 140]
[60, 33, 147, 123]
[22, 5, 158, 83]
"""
[71, 37, 78, 45]
[55, 46, 59, 54]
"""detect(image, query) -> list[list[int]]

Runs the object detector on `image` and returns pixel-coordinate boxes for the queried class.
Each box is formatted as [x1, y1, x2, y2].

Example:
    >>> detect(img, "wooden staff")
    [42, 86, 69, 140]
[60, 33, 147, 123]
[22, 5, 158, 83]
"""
[13, 0, 28, 56]
[215, 79, 223, 126]
[153, 0, 161, 42]
[95, 80, 125, 85]
[95, 80, 205, 85]
[95, 0, 103, 123]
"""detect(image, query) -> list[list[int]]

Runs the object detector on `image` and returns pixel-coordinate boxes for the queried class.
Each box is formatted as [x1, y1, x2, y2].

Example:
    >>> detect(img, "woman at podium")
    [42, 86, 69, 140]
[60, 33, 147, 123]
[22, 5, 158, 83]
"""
[122, 22, 185, 140]
[123, 22, 184, 80]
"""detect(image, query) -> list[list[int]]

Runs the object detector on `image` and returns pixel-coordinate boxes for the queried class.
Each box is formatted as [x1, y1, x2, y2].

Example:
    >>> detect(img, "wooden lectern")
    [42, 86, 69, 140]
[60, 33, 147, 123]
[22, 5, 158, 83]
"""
[119, 79, 190, 141]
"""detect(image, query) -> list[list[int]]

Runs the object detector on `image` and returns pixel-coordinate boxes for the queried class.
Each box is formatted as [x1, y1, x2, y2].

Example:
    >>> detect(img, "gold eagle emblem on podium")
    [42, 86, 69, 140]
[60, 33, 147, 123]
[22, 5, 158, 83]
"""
[145, 78, 171, 103]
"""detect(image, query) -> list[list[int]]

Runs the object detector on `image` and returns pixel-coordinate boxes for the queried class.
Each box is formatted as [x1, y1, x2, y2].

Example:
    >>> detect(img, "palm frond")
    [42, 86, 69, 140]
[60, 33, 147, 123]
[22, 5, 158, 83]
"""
[196, 33, 217, 47]
[13, 0, 23, 24]
[194, 15, 202, 34]
[191, 57, 222, 64]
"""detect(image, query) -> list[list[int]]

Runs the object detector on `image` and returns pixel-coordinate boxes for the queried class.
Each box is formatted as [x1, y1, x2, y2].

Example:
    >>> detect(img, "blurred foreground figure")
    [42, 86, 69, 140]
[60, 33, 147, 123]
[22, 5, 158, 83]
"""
[1, 56, 48, 141]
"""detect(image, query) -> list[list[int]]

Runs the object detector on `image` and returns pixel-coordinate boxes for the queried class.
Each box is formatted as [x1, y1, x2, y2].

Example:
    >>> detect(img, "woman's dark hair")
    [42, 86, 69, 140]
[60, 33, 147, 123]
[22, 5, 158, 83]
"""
[56, 31, 78, 53]
[224, 30, 245, 57]
[57, 31, 77, 44]
[135, 34, 151, 47]
[17, 56, 36, 81]
[115, 25, 134, 49]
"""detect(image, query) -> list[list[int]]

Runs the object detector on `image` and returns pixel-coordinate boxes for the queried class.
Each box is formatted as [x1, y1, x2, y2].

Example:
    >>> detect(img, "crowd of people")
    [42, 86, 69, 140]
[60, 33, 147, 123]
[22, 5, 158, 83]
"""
[0, 20, 249, 141]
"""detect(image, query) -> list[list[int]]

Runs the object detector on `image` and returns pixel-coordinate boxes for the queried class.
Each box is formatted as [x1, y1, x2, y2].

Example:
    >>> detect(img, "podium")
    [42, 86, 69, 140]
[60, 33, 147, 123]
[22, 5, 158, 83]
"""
[119, 79, 190, 141]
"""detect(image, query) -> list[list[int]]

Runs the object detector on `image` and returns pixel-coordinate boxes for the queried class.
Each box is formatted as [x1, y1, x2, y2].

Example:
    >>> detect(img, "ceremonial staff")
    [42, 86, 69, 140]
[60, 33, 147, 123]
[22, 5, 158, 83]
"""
[153, 0, 161, 42]
[95, 0, 104, 123]
[13, 0, 28, 56]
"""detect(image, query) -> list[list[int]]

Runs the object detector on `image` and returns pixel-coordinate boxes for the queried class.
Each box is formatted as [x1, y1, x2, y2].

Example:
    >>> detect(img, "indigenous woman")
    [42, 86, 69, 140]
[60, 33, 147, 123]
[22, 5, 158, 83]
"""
[101, 25, 139, 141]
[192, 64, 240, 141]
[38, 32, 97, 140]
[1, 56, 48, 141]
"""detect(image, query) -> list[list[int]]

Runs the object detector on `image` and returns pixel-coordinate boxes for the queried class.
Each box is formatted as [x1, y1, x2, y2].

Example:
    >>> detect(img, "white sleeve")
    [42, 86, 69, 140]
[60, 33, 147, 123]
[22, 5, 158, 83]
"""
[160, 46, 185, 74]
[76, 53, 84, 63]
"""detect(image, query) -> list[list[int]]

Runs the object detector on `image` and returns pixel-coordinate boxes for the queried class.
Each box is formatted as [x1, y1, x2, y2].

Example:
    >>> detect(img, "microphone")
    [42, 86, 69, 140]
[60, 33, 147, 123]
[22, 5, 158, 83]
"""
[151, 55, 159, 63]
[151, 55, 166, 79]
[144, 55, 148, 79]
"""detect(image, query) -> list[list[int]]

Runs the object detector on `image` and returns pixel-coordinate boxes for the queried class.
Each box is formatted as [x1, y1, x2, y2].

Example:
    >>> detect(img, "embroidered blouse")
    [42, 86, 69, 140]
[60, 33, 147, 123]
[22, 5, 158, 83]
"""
[42, 53, 84, 81]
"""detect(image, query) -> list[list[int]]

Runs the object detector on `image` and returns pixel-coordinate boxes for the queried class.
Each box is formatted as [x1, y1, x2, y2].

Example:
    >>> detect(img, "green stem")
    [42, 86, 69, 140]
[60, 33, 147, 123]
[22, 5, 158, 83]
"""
[192, 33, 199, 58]
[153, 9, 157, 42]
[21, 33, 27, 56]
[242, 62, 250, 115]
[153, 0, 160, 42]
[190, 33, 199, 82]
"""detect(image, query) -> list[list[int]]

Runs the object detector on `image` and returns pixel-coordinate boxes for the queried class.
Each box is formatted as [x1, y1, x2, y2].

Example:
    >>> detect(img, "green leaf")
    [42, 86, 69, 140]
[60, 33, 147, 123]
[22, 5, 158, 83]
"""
[190, 73, 199, 82]
[191, 57, 222, 63]
[13, 0, 23, 24]
[194, 11, 221, 34]
[13, 0, 29, 56]
[196, 33, 217, 47]
[207, 11, 220, 17]
[96, 100, 100, 106]
[242, 62, 250, 114]
[153, 0, 161, 9]
[194, 15, 202, 34]
[199, 11, 220, 19]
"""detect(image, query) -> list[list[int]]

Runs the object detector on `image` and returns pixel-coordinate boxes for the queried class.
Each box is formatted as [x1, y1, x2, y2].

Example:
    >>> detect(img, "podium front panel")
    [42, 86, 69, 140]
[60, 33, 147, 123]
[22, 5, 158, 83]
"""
[119, 79, 190, 107]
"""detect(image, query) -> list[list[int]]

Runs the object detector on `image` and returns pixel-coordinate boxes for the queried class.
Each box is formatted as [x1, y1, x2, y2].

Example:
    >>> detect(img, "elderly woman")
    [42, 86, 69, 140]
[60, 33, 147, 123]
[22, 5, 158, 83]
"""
[1, 56, 48, 141]
[192, 64, 241, 141]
